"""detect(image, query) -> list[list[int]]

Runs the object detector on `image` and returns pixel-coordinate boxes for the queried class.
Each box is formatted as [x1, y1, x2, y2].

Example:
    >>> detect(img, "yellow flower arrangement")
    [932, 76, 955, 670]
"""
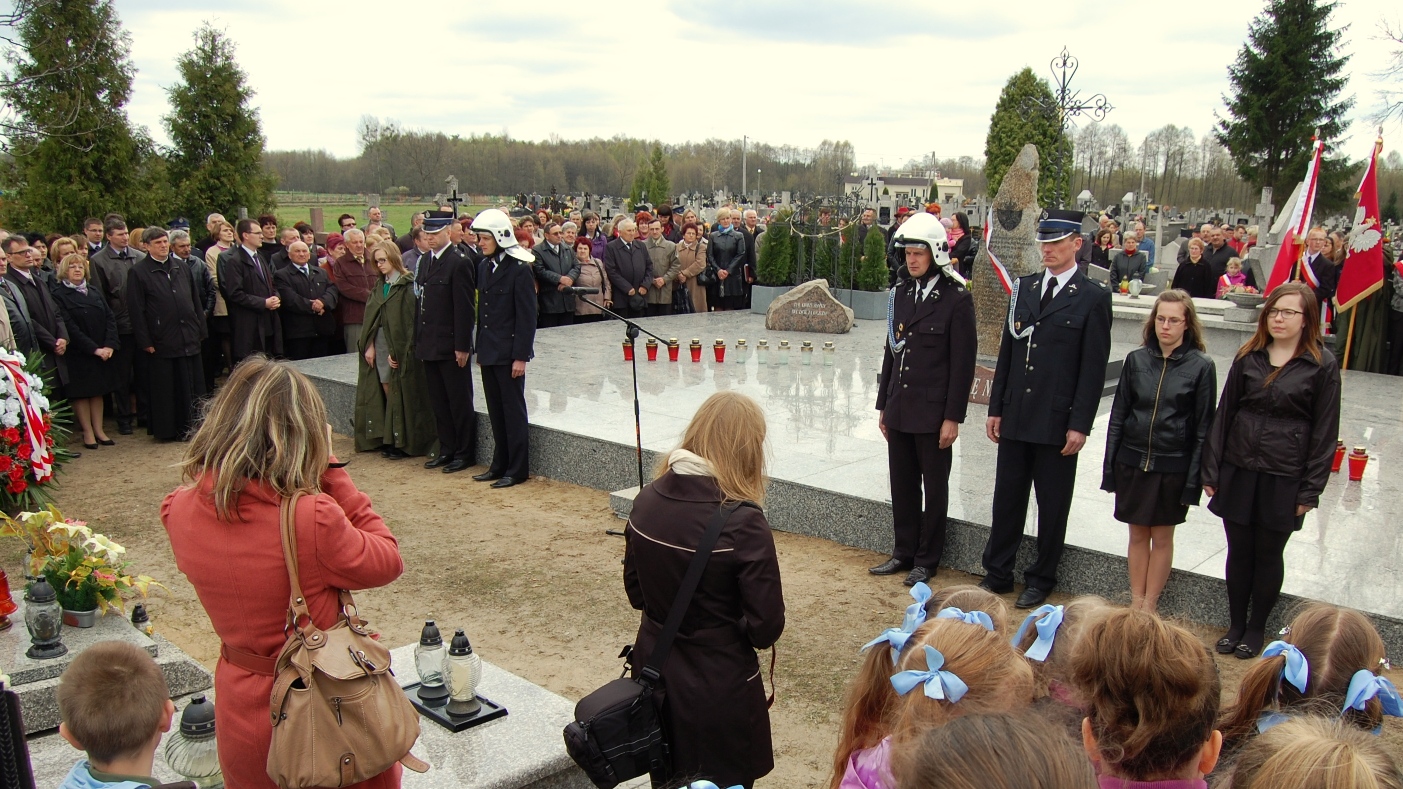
[0, 506, 161, 613]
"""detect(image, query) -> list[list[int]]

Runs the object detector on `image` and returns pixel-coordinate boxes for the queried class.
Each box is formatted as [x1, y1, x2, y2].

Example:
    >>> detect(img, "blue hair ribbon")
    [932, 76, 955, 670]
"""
[1256, 710, 1292, 734]
[861, 582, 933, 664]
[1261, 641, 1310, 694]
[934, 607, 995, 631]
[689, 782, 743, 789]
[890, 645, 969, 702]
[1343, 670, 1403, 728]
[1010, 604, 1064, 662]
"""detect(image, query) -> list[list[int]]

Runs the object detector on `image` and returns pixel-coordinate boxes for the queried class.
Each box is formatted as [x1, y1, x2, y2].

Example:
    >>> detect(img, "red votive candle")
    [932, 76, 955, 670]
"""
[646, 338, 658, 361]
[622, 340, 634, 362]
[689, 339, 703, 363]
[713, 339, 726, 363]
[667, 339, 680, 362]
[1347, 447, 1368, 481]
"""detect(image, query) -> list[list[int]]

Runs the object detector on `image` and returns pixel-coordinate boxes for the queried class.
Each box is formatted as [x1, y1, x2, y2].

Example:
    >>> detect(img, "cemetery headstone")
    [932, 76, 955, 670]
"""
[971, 144, 1043, 358]
[765, 279, 855, 333]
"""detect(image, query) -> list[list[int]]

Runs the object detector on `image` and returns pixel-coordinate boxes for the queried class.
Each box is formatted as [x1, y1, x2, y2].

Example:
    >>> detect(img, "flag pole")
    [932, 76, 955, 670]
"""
[1341, 308, 1357, 370]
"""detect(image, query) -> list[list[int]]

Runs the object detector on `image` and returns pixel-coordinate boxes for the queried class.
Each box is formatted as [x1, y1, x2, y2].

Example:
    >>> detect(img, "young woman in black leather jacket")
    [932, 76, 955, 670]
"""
[1102, 290, 1217, 614]
[1201, 282, 1341, 659]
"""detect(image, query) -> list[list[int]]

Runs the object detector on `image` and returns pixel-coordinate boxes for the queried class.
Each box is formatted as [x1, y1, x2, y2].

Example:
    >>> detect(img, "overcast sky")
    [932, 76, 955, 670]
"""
[120, 0, 1398, 167]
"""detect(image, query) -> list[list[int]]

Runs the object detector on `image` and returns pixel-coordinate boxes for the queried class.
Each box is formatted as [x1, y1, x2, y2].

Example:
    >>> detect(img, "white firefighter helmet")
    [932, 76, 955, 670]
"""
[471, 208, 534, 262]
[890, 211, 963, 285]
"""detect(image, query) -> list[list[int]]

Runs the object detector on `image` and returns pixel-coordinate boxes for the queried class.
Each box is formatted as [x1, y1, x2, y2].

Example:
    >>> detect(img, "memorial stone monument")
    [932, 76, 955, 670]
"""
[971, 144, 1043, 358]
[765, 279, 854, 333]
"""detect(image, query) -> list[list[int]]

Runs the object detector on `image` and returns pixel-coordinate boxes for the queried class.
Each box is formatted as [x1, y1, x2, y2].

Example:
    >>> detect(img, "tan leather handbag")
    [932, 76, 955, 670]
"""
[265, 493, 429, 788]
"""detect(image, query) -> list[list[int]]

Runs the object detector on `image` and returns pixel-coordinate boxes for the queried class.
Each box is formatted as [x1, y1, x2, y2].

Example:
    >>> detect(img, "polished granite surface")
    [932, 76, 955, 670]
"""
[300, 312, 1400, 621]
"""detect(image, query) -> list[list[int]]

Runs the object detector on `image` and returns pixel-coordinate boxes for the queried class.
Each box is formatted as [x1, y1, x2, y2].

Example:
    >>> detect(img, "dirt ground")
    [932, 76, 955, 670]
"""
[11, 432, 1398, 788]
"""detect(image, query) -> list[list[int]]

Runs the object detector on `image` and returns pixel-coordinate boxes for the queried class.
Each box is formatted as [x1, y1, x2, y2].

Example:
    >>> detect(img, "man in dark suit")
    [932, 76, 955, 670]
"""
[416, 211, 478, 472]
[871, 213, 978, 587]
[603, 220, 653, 319]
[532, 222, 579, 327]
[273, 241, 339, 360]
[469, 209, 537, 488]
[217, 218, 282, 364]
[2, 236, 68, 389]
[0, 248, 36, 354]
[89, 220, 144, 433]
[982, 209, 1112, 609]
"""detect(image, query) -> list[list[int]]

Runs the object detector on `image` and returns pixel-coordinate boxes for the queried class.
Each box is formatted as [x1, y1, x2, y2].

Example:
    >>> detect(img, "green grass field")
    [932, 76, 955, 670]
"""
[273, 202, 493, 234]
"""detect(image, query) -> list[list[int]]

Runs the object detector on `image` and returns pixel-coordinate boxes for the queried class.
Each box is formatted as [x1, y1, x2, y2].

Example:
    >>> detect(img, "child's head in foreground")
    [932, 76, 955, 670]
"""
[58, 641, 175, 771]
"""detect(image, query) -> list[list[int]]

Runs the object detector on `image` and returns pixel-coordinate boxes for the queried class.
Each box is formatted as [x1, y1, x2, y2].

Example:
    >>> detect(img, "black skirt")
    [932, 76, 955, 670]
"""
[1112, 462, 1189, 526]
[1207, 462, 1306, 532]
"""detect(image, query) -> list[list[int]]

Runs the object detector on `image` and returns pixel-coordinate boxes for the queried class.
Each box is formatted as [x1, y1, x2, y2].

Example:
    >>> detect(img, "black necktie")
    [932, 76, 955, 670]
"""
[1040, 279, 1057, 311]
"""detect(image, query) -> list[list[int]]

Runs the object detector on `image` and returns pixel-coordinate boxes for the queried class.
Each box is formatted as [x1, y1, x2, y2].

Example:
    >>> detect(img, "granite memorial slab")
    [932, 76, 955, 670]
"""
[971, 143, 1043, 358]
[765, 279, 854, 333]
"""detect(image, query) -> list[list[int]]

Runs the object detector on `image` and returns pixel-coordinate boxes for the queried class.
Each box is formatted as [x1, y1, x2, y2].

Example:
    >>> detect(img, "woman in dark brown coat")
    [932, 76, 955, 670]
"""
[1202, 282, 1340, 660]
[624, 391, 785, 789]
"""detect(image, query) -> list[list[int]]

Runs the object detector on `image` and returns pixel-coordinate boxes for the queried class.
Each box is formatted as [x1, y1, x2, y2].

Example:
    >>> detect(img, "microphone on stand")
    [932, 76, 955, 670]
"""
[562, 286, 601, 295]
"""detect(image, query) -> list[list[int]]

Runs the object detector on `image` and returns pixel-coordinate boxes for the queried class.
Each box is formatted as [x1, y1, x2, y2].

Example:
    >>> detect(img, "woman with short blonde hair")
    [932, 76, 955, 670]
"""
[626, 391, 783, 788]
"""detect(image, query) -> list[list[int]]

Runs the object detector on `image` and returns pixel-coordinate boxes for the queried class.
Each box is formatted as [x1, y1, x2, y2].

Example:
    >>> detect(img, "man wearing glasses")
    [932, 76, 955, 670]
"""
[982, 208, 1113, 609]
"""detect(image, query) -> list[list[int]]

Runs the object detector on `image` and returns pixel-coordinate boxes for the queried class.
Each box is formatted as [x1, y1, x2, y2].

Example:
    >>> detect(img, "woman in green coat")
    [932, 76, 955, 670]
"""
[354, 241, 436, 457]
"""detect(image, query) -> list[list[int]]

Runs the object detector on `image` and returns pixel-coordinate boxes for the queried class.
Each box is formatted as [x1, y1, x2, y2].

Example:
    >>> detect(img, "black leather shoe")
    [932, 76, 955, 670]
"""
[1215, 636, 1240, 655]
[903, 567, 934, 587]
[1015, 587, 1051, 609]
[490, 476, 523, 488]
[868, 558, 912, 576]
[443, 459, 470, 473]
[83, 442, 98, 450]
[97, 438, 115, 446]
[380, 447, 409, 459]
[117, 423, 133, 436]
[472, 470, 503, 482]
[978, 577, 1013, 594]
[424, 456, 452, 469]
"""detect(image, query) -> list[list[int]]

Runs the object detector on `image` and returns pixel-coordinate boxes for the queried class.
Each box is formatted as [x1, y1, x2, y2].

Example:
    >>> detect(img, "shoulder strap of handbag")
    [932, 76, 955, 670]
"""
[279, 494, 359, 644]
[637, 501, 750, 686]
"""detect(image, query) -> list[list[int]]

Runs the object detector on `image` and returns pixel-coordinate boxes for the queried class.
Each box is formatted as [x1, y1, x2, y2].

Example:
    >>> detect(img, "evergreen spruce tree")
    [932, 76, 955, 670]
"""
[1216, 0, 1353, 208]
[755, 210, 793, 285]
[1383, 191, 1400, 225]
[647, 145, 670, 205]
[165, 24, 276, 223]
[628, 159, 649, 209]
[983, 67, 1067, 207]
[0, 0, 168, 229]
[813, 227, 838, 286]
[856, 221, 890, 291]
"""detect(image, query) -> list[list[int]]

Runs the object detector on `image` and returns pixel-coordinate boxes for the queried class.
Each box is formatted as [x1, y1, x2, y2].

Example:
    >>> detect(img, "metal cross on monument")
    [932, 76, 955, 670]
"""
[444, 175, 463, 217]
[1024, 47, 1113, 208]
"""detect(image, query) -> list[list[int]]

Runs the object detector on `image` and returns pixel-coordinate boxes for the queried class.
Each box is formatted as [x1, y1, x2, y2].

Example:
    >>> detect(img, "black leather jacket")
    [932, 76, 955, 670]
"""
[1201, 348, 1341, 507]
[1102, 342, 1218, 503]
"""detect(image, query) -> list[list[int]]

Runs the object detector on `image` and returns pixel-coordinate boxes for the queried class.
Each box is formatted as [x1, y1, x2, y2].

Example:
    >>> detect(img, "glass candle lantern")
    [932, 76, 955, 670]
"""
[24, 576, 65, 659]
[444, 629, 483, 718]
[801, 341, 814, 365]
[1348, 446, 1369, 481]
[734, 339, 747, 363]
[0, 569, 17, 633]
[621, 339, 634, 362]
[1332, 440, 1346, 472]
[823, 341, 835, 366]
[756, 340, 769, 365]
[777, 340, 790, 365]
[130, 603, 153, 636]
[165, 695, 222, 789]
[414, 620, 449, 707]
[667, 338, 680, 362]
[645, 338, 659, 361]
[713, 339, 726, 363]
[690, 338, 703, 363]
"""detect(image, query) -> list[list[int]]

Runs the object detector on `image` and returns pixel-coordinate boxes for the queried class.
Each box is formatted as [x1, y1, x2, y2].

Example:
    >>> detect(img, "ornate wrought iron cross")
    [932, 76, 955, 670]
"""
[1024, 47, 1113, 208]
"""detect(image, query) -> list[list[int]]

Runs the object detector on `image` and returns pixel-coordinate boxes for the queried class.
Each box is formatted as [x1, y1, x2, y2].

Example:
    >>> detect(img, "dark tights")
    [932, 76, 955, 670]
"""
[1224, 520, 1293, 651]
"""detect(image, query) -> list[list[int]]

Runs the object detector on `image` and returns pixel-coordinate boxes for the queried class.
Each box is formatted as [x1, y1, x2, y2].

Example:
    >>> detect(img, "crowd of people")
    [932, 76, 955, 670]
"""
[36, 198, 1398, 789]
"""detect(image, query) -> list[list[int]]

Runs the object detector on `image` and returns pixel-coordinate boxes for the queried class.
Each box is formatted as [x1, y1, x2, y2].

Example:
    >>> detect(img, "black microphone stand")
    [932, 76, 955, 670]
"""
[577, 294, 670, 493]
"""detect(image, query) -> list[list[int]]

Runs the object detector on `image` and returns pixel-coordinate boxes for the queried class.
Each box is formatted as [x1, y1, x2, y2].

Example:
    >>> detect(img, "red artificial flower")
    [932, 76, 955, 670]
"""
[6, 480, 25, 495]
[15, 444, 29, 460]
[8, 466, 22, 482]
[0, 455, 12, 472]
[1, 428, 18, 445]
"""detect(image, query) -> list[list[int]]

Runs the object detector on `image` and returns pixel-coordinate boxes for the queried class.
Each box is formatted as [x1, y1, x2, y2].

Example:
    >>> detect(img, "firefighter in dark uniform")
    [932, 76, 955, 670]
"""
[982, 208, 1113, 608]
[416, 210, 478, 472]
[870, 213, 978, 587]
[469, 209, 537, 488]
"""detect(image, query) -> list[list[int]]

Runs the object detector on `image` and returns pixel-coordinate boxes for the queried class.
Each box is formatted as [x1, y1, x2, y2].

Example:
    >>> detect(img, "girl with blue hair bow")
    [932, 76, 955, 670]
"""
[829, 585, 1011, 789]
[1218, 602, 1396, 752]
[837, 617, 1033, 789]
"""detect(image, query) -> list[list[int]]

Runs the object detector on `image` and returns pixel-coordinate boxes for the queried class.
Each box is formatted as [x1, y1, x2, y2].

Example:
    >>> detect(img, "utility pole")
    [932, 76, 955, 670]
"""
[742, 135, 747, 197]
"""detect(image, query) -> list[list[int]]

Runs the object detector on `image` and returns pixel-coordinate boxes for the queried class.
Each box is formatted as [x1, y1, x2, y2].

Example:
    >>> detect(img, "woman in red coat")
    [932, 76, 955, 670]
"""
[163, 355, 405, 789]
